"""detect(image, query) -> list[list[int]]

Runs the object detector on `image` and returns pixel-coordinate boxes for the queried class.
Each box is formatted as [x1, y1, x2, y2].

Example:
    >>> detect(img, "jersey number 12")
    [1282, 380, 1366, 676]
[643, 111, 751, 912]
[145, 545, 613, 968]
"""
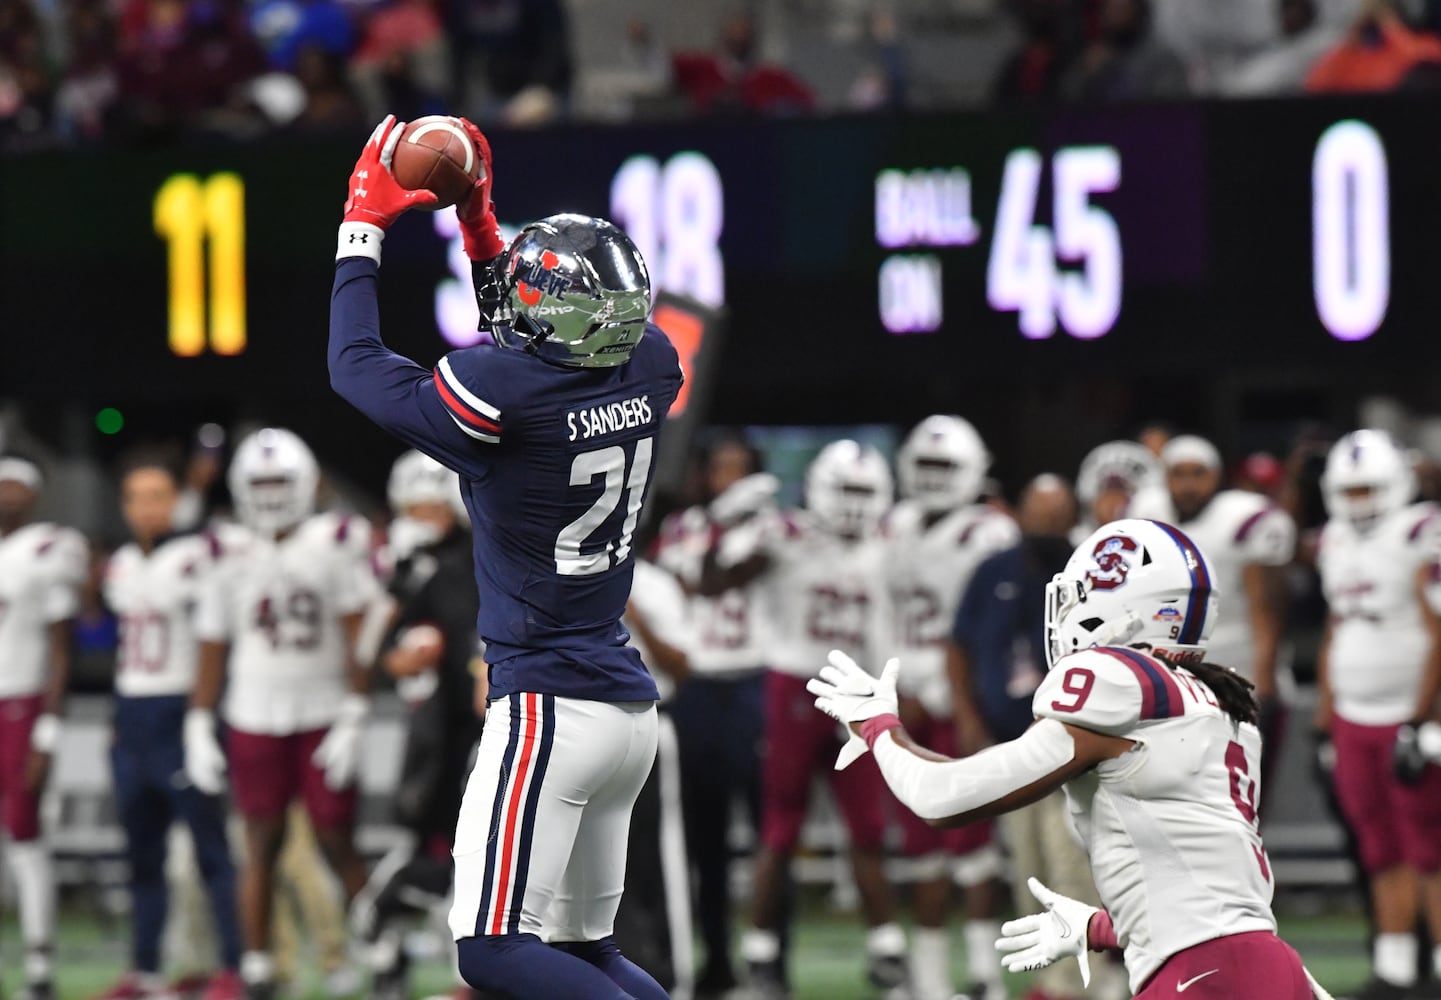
[555, 437, 654, 576]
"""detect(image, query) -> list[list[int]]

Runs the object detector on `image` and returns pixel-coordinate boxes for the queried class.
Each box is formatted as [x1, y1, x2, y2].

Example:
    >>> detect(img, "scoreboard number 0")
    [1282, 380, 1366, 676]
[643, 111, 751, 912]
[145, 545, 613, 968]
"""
[1312, 120, 1389, 342]
[154, 172, 247, 357]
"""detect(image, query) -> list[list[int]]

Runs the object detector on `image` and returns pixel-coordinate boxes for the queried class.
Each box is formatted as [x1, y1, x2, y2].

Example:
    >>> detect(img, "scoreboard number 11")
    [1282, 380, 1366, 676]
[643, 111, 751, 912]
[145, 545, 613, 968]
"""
[154, 172, 247, 357]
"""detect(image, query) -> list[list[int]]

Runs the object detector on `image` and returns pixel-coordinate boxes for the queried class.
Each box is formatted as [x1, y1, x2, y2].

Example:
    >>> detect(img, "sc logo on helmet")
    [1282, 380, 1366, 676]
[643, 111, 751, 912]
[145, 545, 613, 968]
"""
[1087, 535, 1138, 591]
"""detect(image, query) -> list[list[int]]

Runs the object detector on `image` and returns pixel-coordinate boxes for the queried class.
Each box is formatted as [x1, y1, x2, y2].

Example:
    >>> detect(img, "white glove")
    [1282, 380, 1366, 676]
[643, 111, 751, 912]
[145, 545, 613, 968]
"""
[995, 876, 1100, 987]
[1420, 720, 1441, 763]
[312, 695, 368, 791]
[708, 473, 780, 526]
[183, 709, 228, 796]
[806, 649, 900, 771]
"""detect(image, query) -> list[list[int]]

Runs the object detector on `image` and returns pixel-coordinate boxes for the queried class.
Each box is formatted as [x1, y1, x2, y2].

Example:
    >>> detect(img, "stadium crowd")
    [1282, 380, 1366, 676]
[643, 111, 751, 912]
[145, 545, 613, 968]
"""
[2, 404, 1441, 1000]
[6, 0, 1441, 148]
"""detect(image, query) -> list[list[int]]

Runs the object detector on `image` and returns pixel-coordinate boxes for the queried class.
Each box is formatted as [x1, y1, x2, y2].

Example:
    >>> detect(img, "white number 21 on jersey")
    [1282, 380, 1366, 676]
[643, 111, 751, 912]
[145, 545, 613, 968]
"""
[555, 437, 655, 576]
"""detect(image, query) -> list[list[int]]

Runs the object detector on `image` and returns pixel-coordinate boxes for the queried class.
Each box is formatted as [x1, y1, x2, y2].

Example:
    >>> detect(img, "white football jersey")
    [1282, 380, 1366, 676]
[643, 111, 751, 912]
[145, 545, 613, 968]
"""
[1130, 489, 1295, 679]
[624, 560, 691, 703]
[654, 507, 766, 678]
[1033, 647, 1276, 992]
[1319, 502, 1441, 725]
[195, 515, 373, 734]
[756, 512, 887, 678]
[883, 501, 1019, 715]
[105, 532, 227, 698]
[0, 523, 87, 699]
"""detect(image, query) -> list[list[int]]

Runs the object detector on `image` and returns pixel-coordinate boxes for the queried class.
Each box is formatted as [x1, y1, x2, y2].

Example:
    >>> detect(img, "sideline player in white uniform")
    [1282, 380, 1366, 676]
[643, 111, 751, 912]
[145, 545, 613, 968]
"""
[884, 416, 1017, 1000]
[714, 441, 908, 997]
[1130, 436, 1295, 729]
[1073, 440, 1162, 545]
[184, 429, 373, 1000]
[1315, 430, 1441, 1000]
[810, 518, 1320, 1000]
[96, 455, 244, 1000]
[651, 438, 774, 997]
[0, 457, 85, 1000]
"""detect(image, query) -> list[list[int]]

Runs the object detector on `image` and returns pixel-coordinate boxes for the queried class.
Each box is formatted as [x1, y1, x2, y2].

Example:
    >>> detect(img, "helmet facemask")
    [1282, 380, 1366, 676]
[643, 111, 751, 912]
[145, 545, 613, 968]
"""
[908, 457, 968, 512]
[1044, 573, 1144, 669]
[237, 474, 309, 537]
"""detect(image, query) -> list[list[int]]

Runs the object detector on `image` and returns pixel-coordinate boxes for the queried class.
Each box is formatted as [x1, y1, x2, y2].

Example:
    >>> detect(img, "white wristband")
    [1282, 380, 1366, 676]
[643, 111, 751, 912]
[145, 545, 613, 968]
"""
[31, 713, 60, 753]
[337, 222, 384, 263]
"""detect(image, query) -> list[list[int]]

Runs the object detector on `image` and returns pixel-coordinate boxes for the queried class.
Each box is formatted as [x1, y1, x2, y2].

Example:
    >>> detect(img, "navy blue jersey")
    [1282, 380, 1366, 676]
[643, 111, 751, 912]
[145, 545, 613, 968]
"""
[329, 256, 683, 702]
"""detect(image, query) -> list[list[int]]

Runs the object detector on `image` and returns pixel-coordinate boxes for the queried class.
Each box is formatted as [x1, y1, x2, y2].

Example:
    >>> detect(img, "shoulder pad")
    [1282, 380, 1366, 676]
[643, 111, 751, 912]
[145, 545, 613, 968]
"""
[638, 323, 683, 380]
[961, 508, 1020, 550]
[1406, 503, 1441, 545]
[434, 349, 505, 443]
[1224, 494, 1295, 564]
[1127, 487, 1174, 522]
[1033, 647, 1186, 735]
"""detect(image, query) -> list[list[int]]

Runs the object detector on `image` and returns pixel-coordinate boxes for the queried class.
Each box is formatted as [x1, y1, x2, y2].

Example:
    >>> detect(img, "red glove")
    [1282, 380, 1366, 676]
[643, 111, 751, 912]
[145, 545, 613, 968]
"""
[455, 117, 505, 261]
[337, 116, 438, 262]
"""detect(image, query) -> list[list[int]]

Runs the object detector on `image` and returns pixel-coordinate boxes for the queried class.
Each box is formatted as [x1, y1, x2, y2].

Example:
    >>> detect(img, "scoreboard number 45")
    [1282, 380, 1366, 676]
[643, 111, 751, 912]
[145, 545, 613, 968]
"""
[154, 172, 247, 357]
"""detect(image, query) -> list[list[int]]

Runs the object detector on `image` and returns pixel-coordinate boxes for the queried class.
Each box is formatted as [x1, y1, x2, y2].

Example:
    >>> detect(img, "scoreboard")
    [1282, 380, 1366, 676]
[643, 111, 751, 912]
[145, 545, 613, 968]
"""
[2, 96, 1438, 425]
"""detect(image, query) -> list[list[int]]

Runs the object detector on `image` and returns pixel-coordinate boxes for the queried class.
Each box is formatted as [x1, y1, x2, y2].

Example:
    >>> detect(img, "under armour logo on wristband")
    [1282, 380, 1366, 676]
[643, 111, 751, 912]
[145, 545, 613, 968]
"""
[349, 233, 369, 244]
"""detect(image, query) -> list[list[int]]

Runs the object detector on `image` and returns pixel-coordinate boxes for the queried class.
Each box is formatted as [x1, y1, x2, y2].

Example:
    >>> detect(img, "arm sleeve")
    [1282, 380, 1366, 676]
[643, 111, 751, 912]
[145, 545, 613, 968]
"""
[873, 717, 1078, 821]
[193, 569, 232, 643]
[335, 518, 378, 616]
[328, 257, 495, 475]
[1032, 648, 1150, 734]
[41, 531, 87, 622]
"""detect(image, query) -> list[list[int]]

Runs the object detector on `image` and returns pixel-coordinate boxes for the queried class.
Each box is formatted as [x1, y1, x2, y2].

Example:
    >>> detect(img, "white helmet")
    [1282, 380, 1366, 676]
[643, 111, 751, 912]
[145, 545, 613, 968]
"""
[1076, 440, 1162, 505]
[896, 415, 988, 512]
[1045, 518, 1218, 670]
[1321, 429, 1415, 531]
[228, 428, 318, 536]
[805, 440, 894, 538]
[386, 450, 463, 516]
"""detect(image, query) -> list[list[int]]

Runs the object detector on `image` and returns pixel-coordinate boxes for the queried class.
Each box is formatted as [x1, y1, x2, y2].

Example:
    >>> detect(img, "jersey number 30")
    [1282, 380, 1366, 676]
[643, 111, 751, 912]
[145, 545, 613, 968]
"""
[555, 437, 655, 576]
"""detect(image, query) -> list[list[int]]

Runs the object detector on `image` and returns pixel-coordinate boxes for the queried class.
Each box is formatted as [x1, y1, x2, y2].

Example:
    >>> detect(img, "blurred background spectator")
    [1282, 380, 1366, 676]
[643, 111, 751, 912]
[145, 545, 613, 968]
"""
[9, 0, 1441, 147]
[1063, 0, 1189, 101]
[1305, 0, 1441, 92]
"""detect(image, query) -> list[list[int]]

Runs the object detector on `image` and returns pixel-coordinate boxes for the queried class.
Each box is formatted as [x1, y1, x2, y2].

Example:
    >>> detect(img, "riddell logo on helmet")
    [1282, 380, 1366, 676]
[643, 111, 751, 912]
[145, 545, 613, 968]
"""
[515, 250, 568, 307]
[1087, 535, 1138, 590]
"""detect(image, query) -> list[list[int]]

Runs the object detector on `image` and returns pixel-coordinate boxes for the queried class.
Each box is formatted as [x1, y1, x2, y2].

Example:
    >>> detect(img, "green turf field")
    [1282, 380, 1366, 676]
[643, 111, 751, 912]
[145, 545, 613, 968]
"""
[2, 908, 1373, 999]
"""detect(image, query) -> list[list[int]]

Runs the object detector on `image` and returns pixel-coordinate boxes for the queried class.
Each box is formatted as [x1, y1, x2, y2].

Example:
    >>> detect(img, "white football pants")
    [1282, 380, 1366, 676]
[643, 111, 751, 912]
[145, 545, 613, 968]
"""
[449, 693, 657, 943]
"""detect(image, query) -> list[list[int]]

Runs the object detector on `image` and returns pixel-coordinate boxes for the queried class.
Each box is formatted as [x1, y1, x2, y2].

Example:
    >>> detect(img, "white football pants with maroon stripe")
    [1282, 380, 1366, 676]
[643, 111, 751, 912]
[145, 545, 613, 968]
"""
[449, 693, 658, 943]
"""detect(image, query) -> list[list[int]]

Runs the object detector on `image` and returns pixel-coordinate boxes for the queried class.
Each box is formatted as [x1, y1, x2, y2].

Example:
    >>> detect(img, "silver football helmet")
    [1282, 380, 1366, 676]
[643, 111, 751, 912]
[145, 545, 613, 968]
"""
[487, 213, 652, 368]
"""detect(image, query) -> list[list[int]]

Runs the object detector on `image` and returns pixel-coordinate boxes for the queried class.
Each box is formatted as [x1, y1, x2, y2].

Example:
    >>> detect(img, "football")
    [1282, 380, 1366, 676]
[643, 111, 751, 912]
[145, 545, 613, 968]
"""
[389, 115, 480, 210]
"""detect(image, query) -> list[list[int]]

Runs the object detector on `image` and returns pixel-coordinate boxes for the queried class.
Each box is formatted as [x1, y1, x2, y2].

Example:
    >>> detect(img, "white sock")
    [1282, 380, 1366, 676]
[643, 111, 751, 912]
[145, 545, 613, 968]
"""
[135, 972, 166, 992]
[964, 918, 1004, 989]
[741, 929, 781, 965]
[7, 841, 55, 973]
[1374, 932, 1417, 987]
[1434, 944, 1441, 981]
[910, 926, 952, 1000]
[241, 951, 276, 985]
[866, 921, 907, 959]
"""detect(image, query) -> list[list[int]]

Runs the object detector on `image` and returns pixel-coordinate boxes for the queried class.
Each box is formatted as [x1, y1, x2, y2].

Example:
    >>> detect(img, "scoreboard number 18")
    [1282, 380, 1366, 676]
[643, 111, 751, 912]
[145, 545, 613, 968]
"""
[154, 172, 247, 357]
